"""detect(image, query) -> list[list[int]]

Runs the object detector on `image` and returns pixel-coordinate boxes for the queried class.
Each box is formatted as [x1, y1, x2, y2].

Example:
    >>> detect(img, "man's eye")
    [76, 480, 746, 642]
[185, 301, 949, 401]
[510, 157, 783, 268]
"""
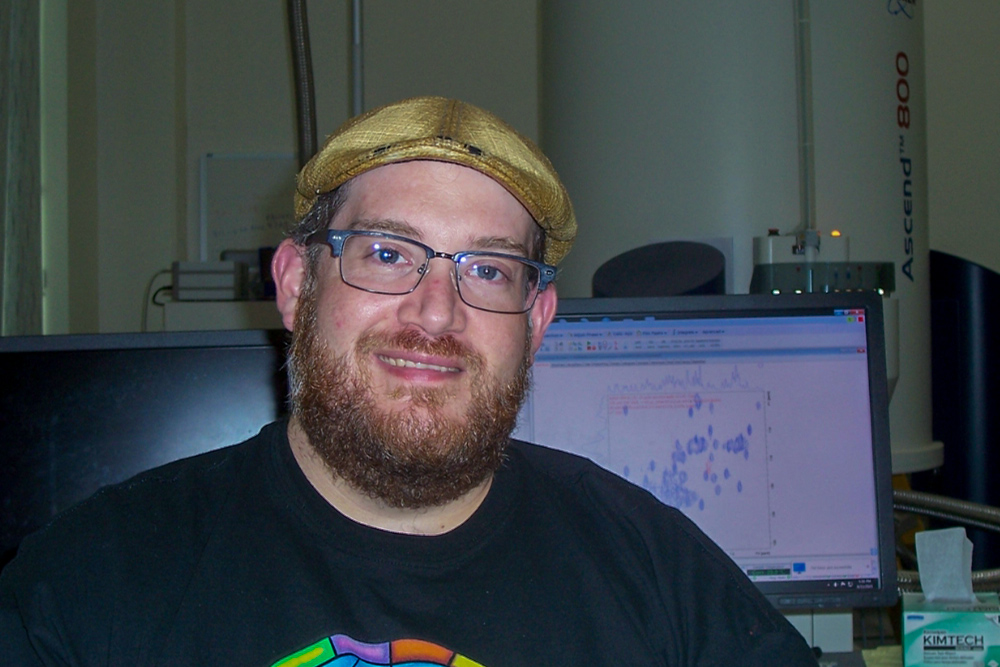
[375, 247, 403, 264]
[470, 262, 510, 283]
[367, 243, 410, 266]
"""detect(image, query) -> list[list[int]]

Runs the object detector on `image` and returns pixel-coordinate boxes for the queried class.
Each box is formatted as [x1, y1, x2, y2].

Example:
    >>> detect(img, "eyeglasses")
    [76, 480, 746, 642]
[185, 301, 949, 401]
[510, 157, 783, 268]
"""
[306, 229, 557, 314]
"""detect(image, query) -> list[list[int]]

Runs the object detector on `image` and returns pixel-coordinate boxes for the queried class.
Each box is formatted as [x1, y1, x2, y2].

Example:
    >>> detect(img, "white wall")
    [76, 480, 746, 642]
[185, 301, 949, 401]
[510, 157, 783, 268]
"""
[94, 3, 181, 333]
[180, 2, 349, 264]
[362, 0, 539, 137]
[51, 0, 538, 333]
[924, 3, 1000, 274]
[40, 0, 68, 334]
[45, 2, 995, 333]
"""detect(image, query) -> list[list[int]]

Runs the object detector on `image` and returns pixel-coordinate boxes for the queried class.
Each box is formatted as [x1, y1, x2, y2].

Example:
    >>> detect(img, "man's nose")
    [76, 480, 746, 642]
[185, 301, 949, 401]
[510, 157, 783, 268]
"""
[396, 258, 467, 336]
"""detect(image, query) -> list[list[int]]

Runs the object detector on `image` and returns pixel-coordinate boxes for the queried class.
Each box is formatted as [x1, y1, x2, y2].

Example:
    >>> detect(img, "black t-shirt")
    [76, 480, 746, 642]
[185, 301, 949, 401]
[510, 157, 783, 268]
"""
[1, 421, 817, 666]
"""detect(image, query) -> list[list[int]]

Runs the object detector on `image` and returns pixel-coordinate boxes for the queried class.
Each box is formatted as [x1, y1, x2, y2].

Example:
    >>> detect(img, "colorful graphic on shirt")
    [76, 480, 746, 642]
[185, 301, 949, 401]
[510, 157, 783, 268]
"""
[271, 634, 486, 667]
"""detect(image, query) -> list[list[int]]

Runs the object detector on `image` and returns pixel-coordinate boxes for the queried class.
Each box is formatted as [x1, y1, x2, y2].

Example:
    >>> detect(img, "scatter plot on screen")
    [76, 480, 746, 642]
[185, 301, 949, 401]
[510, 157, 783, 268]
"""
[608, 388, 770, 551]
[521, 361, 773, 551]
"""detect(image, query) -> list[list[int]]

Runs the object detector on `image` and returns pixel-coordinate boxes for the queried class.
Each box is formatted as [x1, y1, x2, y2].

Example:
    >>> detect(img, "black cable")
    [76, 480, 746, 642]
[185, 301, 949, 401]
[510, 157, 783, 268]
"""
[151, 286, 173, 306]
[142, 269, 173, 332]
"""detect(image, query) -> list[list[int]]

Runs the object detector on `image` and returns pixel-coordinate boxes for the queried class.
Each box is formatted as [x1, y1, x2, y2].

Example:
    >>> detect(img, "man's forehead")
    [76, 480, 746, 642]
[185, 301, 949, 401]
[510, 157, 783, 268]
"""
[334, 161, 538, 244]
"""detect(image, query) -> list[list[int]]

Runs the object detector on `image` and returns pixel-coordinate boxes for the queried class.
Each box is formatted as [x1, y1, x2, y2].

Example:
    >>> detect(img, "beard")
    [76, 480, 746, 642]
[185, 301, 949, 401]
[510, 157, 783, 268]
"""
[286, 277, 533, 509]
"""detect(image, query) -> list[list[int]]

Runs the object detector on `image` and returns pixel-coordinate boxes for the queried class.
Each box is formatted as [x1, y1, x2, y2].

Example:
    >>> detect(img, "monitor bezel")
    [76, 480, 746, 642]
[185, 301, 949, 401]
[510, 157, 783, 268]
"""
[0, 327, 287, 353]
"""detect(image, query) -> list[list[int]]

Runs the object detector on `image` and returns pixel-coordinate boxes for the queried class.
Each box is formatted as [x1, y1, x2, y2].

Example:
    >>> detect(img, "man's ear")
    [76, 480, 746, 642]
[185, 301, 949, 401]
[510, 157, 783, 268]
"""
[528, 283, 558, 357]
[272, 239, 307, 332]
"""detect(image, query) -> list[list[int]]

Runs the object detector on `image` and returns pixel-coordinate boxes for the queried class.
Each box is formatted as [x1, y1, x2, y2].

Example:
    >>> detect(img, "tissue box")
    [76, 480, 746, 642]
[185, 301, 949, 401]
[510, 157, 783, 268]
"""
[903, 592, 1000, 666]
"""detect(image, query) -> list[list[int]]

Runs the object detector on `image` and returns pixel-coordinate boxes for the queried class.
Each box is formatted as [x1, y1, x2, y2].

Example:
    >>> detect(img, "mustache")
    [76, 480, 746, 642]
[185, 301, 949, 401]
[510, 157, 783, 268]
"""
[355, 329, 484, 371]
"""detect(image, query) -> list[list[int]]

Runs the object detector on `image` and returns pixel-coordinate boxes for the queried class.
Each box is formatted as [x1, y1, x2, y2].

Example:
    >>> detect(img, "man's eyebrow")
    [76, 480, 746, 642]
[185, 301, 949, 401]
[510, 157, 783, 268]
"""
[472, 236, 530, 257]
[345, 218, 423, 239]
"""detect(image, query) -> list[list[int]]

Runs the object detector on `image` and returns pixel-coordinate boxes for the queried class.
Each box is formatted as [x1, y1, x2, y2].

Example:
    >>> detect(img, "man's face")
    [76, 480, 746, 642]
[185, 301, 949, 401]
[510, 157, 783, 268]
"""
[277, 160, 558, 507]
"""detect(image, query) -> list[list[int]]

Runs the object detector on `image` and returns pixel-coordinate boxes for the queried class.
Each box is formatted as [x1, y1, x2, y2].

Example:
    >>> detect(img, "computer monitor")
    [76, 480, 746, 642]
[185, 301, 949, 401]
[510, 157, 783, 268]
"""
[0, 329, 289, 565]
[514, 292, 897, 610]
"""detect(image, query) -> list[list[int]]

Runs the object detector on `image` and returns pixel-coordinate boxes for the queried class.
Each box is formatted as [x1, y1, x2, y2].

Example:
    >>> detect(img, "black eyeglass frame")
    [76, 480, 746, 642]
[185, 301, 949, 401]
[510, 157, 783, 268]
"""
[306, 229, 558, 314]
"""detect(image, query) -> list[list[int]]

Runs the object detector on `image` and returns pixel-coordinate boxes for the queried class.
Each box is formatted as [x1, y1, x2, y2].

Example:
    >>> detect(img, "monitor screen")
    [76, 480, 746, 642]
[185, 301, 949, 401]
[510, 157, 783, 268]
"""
[0, 329, 289, 564]
[514, 293, 897, 610]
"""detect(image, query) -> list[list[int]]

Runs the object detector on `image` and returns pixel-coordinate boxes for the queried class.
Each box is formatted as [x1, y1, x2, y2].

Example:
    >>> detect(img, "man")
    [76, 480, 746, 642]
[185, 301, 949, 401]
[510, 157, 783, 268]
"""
[1, 97, 817, 665]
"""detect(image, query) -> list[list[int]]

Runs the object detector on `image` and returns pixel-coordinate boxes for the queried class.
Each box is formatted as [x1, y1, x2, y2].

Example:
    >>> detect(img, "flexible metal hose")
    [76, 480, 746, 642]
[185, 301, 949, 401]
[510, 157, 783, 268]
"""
[288, 0, 317, 168]
[894, 489, 1000, 593]
[897, 567, 1000, 593]
[894, 489, 1000, 533]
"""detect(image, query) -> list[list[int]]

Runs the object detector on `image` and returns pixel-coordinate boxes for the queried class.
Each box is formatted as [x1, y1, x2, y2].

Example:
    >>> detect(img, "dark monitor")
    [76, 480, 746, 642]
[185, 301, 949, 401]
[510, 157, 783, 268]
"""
[0, 329, 289, 564]
[514, 293, 897, 611]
